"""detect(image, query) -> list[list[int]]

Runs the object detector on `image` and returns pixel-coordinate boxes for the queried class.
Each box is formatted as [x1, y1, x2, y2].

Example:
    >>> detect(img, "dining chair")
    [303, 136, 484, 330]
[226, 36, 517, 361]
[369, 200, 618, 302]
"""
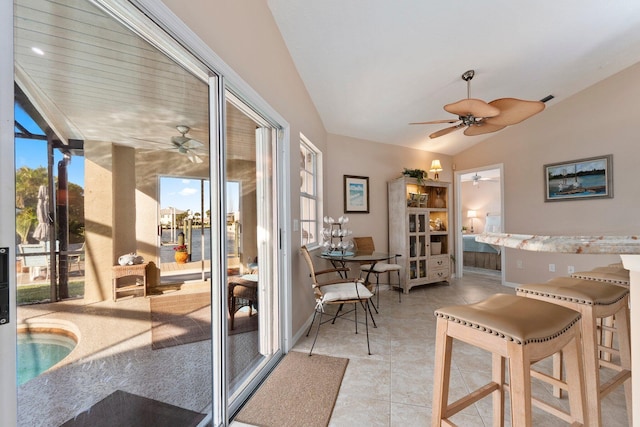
[352, 237, 402, 307]
[300, 245, 376, 355]
[67, 242, 85, 273]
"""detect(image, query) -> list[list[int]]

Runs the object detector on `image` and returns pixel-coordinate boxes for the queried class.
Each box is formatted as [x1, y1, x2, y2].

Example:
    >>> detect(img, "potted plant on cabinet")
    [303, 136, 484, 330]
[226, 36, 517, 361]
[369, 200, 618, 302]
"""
[402, 168, 427, 184]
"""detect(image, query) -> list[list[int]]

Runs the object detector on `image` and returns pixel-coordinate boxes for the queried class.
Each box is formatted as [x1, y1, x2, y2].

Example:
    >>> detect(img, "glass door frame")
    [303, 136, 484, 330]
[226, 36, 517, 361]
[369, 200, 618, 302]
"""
[0, 0, 17, 424]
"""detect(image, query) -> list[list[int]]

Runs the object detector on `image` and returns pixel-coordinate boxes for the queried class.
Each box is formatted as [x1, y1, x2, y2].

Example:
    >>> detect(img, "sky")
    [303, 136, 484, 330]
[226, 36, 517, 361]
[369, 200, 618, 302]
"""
[160, 177, 212, 213]
[15, 104, 84, 187]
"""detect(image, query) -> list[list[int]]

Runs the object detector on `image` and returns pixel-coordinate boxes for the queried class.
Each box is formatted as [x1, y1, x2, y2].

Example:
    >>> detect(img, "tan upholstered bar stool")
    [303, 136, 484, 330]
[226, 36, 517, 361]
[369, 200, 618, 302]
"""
[571, 263, 630, 287]
[432, 293, 586, 427]
[516, 277, 632, 427]
[572, 264, 629, 362]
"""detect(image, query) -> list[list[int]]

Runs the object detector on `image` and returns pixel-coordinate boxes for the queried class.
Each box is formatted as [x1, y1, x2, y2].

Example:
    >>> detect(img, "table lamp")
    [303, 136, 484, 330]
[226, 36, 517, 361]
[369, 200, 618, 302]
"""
[467, 210, 477, 233]
[430, 159, 443, 181]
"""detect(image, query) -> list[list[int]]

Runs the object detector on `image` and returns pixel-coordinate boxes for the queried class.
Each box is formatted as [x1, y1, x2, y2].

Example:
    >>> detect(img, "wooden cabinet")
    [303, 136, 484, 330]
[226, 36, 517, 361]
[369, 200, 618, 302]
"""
[388, 177, 451, 293]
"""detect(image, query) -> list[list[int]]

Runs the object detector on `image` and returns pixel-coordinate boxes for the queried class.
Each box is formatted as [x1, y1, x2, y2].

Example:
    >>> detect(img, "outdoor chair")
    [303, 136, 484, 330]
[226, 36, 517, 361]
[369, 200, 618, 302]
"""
[300, 245, 376, 355]
[352, 237, 402, 307]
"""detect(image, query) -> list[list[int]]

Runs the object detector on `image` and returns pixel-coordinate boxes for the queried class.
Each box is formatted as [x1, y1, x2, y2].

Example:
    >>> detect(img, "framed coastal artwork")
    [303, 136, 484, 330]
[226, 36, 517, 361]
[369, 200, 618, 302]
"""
[344, 175, 369, 213]
[544, 154, 613, 202]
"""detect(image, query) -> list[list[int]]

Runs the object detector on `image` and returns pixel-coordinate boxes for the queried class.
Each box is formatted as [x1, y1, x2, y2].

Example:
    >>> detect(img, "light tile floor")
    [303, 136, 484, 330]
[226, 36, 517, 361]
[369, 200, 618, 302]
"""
[291, 269, 630, 426]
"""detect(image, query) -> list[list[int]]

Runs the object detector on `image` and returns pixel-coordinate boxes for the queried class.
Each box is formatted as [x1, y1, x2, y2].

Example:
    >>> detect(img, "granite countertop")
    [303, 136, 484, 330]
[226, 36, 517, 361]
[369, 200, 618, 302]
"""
[475, 233, 640, 254]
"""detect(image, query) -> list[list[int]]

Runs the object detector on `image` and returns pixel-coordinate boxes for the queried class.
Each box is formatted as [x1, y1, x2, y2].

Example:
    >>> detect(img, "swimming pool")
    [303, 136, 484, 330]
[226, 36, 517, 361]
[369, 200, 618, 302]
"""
[17, 327, 78, 385]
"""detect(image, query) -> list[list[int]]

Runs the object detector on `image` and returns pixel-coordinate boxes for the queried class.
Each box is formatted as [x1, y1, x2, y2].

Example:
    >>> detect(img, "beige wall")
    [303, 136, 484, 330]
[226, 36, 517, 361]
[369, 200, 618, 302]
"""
[453, 62, 640, 284]
[325, 133, 452, 252]
[161, 0, 328, 335]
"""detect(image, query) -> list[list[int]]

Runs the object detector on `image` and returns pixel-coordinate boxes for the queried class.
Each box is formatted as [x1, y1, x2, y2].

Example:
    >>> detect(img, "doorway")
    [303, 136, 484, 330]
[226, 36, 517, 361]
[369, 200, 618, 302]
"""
[454, 165, 505, 282]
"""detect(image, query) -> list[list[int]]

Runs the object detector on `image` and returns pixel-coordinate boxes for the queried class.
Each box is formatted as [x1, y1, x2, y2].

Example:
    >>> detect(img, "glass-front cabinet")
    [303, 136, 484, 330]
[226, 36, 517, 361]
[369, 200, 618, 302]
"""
[389, 177, 451, 293]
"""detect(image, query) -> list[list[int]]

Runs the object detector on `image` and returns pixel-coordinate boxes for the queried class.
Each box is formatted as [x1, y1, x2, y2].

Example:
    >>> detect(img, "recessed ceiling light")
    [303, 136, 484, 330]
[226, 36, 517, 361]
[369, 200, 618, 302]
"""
[31, 47, 44, 55]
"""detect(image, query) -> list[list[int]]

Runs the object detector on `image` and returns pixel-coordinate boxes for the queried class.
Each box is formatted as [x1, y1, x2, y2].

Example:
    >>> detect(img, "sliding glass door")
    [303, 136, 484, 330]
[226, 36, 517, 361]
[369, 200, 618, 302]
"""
[3, 0, 285, 425]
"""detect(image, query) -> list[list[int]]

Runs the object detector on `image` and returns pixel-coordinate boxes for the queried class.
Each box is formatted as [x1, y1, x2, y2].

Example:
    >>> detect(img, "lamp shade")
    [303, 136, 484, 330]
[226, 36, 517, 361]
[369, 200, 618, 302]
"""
[429, 159, 443, 172]
[467, 210, 477, 218]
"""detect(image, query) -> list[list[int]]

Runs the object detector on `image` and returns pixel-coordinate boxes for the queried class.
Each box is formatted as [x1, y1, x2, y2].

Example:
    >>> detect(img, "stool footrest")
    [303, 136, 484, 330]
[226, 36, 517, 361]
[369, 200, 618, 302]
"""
[445, 382, 500, 419]
[531, 369, 568, 392]
[531, 396, 573, 424]
[600, 369, 631, 398]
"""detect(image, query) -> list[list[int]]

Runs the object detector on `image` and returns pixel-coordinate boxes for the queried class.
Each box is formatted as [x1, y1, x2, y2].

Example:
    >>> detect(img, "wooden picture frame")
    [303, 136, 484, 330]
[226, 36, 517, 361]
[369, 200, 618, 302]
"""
[544, 154, 613, 202]
[344, 175, 369, 213]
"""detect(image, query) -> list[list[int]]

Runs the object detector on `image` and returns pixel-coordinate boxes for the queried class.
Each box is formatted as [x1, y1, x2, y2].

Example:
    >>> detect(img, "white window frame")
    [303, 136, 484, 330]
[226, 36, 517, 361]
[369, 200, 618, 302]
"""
[299, 134, 322, 249]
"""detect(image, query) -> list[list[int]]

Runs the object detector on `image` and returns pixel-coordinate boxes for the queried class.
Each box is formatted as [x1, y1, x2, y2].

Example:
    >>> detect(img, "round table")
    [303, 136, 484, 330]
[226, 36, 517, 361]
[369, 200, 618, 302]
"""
[318, 251, 393, 286]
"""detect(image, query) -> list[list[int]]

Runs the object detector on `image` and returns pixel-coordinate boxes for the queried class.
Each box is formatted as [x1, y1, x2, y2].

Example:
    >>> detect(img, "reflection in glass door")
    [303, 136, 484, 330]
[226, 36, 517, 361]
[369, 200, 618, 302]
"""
[225, 95, 281, 406]
[14, 0, 214, 425]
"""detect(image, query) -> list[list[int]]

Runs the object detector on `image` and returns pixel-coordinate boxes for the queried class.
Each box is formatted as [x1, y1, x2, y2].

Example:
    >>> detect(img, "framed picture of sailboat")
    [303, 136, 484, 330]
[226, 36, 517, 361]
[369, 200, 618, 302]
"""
[544, 154, 613, 202]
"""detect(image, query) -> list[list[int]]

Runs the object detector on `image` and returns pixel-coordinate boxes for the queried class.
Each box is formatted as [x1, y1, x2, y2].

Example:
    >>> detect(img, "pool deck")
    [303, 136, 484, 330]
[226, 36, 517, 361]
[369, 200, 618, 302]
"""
[16, 279, 213, 427]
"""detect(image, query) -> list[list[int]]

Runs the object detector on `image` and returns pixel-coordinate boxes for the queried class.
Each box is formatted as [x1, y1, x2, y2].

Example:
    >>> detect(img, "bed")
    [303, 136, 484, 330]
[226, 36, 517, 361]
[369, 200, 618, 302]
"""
[463, 213, 501, 270]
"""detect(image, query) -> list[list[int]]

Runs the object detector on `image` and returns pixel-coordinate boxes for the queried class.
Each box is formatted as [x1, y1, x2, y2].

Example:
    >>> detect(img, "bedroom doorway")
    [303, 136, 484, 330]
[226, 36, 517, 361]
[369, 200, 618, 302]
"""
[454, 165, 505, 282]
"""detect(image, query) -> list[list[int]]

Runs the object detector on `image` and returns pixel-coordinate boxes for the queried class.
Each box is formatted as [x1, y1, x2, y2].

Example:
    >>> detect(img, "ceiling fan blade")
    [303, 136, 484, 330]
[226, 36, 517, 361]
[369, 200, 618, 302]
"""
[484, 98, 545, 126]
[409, 119, 459, 125]
[172, 135, 190, 145]
[182, 139, 204, 149]
[429, 124, 464, 139]
[444, 98, 500, 118]
[463, 123, 506, 136]
[186, 151, 203, 164]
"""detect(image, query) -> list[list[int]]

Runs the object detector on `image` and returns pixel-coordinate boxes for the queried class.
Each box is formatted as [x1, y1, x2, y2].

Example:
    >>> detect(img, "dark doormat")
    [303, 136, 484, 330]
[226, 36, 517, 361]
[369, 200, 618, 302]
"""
[60, 390, 206, 427]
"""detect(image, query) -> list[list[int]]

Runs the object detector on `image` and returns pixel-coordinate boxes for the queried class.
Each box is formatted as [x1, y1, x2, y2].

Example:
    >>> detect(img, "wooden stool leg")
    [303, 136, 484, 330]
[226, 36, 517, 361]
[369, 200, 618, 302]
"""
[579, 306, 602, 427]
[615, 304, 633, 427]
[432, 318, 453, 427]
[491, 353, 505, 427]
[506, 341, 533, 427]
[563, 332, 586, 425]
[552, 351, 563, 398]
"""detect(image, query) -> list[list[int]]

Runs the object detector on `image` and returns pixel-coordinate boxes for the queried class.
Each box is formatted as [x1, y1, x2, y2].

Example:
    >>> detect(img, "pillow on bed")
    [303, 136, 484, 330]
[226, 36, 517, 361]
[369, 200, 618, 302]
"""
[485, 214, 501, 233]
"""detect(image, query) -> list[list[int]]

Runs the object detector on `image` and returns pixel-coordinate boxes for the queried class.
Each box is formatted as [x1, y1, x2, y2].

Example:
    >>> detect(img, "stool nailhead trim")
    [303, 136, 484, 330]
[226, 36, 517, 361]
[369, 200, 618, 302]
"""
[433, 312, 581, 345]
[515, 288, 627, 306]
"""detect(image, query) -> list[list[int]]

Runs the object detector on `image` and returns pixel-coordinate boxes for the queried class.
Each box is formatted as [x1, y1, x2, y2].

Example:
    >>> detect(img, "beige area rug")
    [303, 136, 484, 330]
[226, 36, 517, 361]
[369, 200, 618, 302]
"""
[234, 351, 349, 427]
[150, 292, 259, 350]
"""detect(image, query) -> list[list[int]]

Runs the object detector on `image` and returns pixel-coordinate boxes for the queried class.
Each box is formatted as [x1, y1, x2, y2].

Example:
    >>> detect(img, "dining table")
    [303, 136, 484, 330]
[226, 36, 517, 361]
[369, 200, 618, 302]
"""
[318, 250, 394, 287]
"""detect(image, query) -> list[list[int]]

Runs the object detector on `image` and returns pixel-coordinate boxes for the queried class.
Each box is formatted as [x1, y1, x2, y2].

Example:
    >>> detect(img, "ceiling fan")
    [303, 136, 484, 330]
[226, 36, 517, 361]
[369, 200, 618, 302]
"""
[469, 173, 494, 186]
[171, 125, 204, 164]
[410, 70, 546, 139]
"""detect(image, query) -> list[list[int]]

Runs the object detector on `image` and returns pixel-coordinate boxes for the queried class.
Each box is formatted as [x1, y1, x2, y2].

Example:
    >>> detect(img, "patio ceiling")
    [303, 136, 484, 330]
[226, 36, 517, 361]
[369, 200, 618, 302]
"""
[14, 0, 210, 153]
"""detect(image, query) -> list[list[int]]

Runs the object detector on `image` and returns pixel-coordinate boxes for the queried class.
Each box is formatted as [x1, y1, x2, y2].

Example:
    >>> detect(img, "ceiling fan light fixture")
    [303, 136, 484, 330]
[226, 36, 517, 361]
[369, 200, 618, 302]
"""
[176, 125, 190, 135]
[411, 68, 546, 139]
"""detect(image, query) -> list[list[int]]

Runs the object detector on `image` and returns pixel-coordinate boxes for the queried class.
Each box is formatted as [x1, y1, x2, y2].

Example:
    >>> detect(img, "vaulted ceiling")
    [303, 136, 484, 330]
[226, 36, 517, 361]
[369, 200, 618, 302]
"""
[267, 0, 640, 155]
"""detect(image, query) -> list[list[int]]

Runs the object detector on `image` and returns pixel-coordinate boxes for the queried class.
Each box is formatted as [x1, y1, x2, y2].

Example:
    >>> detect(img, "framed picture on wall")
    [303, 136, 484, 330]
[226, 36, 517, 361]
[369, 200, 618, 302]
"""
[544, 154, 613, 202]
[344, 175, 369, 213]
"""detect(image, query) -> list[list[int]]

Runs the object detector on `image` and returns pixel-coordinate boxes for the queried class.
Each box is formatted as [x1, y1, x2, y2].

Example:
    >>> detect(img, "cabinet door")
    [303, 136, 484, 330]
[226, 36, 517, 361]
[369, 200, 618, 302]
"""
[407, 210, 428, 281]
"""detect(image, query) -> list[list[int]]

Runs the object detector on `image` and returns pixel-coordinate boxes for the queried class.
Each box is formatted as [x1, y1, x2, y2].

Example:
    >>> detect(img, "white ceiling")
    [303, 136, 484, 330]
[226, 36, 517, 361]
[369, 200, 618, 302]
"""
[267, 0, 640, 155]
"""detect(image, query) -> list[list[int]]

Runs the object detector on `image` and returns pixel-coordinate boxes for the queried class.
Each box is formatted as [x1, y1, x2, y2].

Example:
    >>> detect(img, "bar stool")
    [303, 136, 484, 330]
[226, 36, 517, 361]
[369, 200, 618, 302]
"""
[571, 263, 630, 287]
[432, 293, 586, 426]
[516, 277, 632, 427]
[571, 264, 629, 362]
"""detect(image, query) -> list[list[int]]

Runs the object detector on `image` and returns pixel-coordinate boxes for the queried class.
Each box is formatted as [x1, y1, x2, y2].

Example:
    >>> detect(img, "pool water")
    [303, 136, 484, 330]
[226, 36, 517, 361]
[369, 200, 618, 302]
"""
[17, 331, 77, 385]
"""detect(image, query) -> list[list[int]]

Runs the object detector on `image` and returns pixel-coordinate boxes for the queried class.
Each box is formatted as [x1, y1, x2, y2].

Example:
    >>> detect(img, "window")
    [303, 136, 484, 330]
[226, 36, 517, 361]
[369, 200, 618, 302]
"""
[300, 135, 321, 247]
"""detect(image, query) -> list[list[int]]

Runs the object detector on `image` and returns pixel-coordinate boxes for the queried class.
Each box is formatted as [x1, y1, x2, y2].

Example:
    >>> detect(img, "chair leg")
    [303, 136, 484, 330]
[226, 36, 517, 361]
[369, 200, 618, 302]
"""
[306, 309, 319, 337]
[364, 300, 371, 355]
[371, 274, 380, 313]
[309, 308, 324, 356]
[360, 299, 377, 328]
[331, 303, 344, 324]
